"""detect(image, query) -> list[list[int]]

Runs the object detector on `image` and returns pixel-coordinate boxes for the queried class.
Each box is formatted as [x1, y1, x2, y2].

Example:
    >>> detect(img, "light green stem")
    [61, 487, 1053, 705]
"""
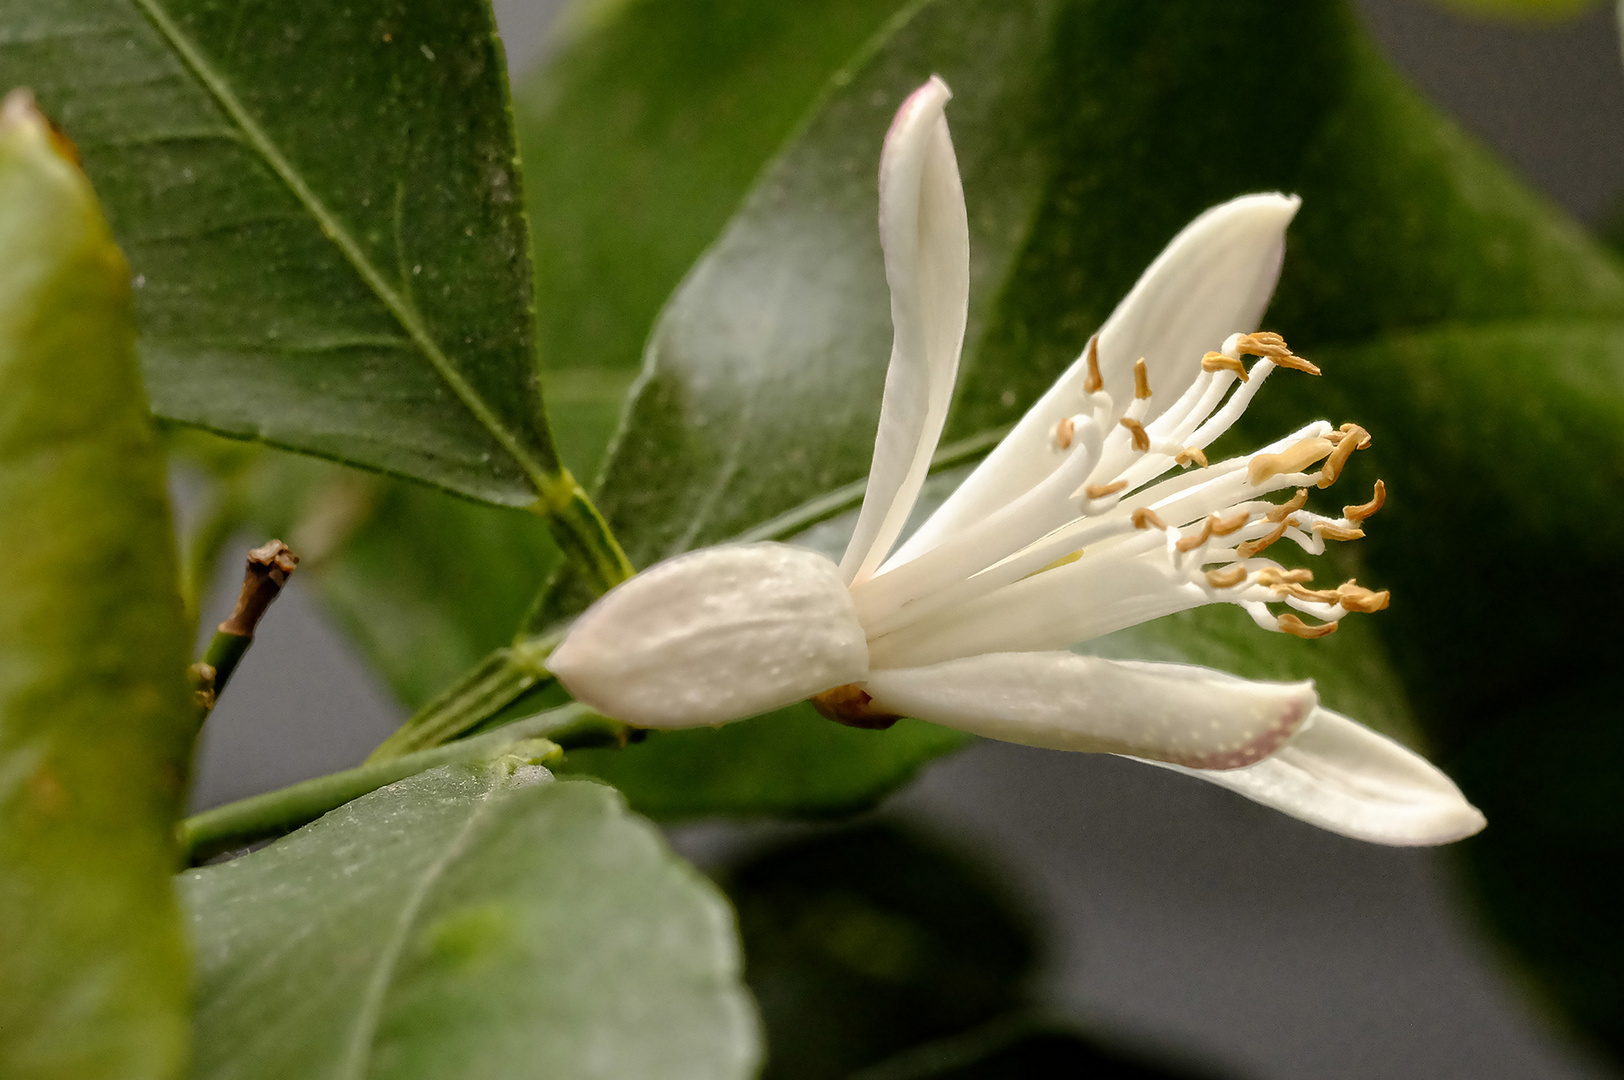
[182, 703, 626, 864]
[536, 471, 634, 598]
[365, 631, 564, 763]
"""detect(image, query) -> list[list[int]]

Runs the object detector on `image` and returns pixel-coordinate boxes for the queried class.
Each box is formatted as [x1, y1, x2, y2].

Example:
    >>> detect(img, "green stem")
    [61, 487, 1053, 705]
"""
[203, 629, 252, 695]
[365, 630, 564, 763]
[536, 472, 635, 597]
[182, 703, 626, 864]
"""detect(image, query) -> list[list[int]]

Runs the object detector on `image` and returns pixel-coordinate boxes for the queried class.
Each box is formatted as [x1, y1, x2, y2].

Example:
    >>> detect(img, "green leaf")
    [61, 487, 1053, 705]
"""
[516, 0, 912, 377]
[0, 100, 194, 1080]
[181, 763, 760, 1080]
[0, 0, 560, 508]
[559, 706, 969, 820]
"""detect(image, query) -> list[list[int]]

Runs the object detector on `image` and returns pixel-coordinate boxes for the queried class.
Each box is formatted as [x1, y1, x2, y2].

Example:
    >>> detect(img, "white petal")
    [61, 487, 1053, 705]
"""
[1139, 707, 1487, 846]
[863, 652, 1315, 768]
[890, 193, 1298, 568]
[549, 543, 869, 729]
[839, 76, 970, 587]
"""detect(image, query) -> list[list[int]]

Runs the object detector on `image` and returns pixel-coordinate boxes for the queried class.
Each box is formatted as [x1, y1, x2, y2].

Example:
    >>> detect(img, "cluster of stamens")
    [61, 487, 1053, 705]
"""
[1046, 331, 1389, 641]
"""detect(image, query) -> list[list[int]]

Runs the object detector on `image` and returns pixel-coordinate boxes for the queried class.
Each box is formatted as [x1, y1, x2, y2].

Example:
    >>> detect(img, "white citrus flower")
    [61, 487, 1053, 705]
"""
[550, 76, 1484, 846]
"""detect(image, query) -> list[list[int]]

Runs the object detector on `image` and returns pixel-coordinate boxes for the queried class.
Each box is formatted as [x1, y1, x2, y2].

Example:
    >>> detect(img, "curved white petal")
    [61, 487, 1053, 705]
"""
[1139, 707, 1487, 846]
[891, 193, 1298, 568]
[839, 75, 970, 587]
[550, 543, 869, 729]
[864, 652, 1315, 768]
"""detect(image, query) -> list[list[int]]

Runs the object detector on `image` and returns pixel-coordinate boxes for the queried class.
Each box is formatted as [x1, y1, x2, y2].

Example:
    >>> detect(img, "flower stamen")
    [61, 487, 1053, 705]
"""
[1236, 521, 1289, 558]
[1134, 358, 1152, 400]
[1054, 415, 1075, 450]
[1233, 331, 1320, 375]
[1277, 612, 1338, 639]
[1120, 417, 1150, 452]
[1255, 567, 1314, 587]
[1248, 438, 1334, 485]
[1202, 351, 1249, 380]
[1083, 335, 1103, 394]
[1265, 488, 1309, 522]
[1344, 480, 1386, 522]
[1335, 581, 1390, 613]
[1084, 479, 1128, 500]
[1317, 423, 1370, 488]
[1176, 446, 1209, 468]
[1312, 520, 1365, 542]
[1205, 564, 1249, 589]
[1132, 508, 1167, 530]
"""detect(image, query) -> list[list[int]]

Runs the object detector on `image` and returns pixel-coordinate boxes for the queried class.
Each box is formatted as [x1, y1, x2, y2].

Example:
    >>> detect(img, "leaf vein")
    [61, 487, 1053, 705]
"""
[124, 0, 556, 500]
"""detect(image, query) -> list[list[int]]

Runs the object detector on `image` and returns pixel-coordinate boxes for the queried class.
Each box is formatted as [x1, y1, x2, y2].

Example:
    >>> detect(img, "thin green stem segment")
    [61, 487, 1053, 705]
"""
[538, 475, 635, 598]
[202, 630, 252, 696]
[181, 704, 626, 864]
[365, 631, 565, 763]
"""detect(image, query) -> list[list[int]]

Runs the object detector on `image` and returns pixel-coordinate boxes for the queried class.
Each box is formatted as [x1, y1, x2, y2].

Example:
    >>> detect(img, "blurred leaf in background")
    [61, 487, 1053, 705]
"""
[1428, 0, 1604, 21]
[721, 823, 1232, 1080]
[183, 765, 759, 1080]
[518, 0, 913, 378]
[0, 97, 194, 1080]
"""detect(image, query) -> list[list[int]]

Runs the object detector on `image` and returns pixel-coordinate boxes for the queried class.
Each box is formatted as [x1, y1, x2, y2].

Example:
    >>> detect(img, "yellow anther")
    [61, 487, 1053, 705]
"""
[1316, 423, 1369, 488]
[1134, 358, 1152, 400]
[1236, 521, 1289, 558]
[1175, 446, 1209, 468]
[1255, 567, 1314, 587]
[1234, 332, 1321, 376]
[1055, 416, 1074, 450]
[1132, 508, 1167, 530]
[1280, 583, 1343, 604]
[1312, 521, 1365, 542]
[1265, 489, 1309, 523]
[1248, 438, 1333, 486]
[1277, 613, 1339, 639]
[1202, 351, 1249, 380]
[1334, 581, 1390, 613]
[1205, 564, 1249, 589]
[1084, 479, 1128, 500]
[1175, 521, 1212, 553]
[1084, 335, 1103, 394]
[1120, 417, 1150, 452]
[1344, 479, 1386, 523]
[1174, 511, 1251, 553]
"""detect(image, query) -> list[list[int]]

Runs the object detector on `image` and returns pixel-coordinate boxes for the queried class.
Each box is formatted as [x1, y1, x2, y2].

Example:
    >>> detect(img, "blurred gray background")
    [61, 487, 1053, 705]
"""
[190, 2, 1624, 1078]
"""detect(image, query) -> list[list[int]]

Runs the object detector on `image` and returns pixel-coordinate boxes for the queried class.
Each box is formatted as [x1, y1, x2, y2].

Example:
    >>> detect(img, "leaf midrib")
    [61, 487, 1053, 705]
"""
[127, 0, 558, 501]
[334, 769, 512, 1080]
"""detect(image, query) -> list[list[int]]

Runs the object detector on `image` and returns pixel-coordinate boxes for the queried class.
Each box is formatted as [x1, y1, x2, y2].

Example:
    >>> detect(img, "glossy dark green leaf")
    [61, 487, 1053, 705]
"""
[0, 101, 194, 1080]
[516, 0, 911, 377]
[181, 763, 760, 1080]
[0, 0, 559, 507]
[558, 706, 969, 820]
